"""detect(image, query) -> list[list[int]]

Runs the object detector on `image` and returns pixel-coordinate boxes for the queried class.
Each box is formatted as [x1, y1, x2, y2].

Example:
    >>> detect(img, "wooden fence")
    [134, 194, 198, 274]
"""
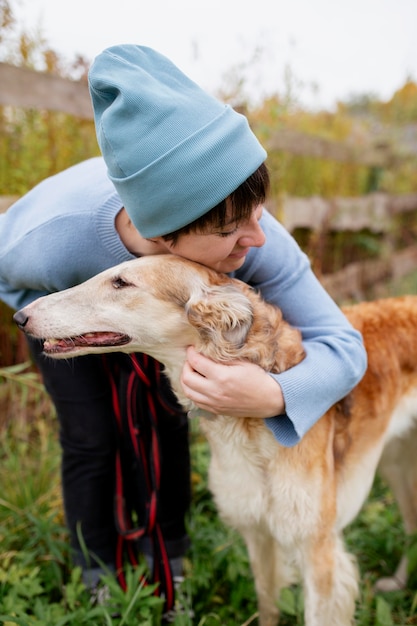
[1, 62, 417, 306]
[268, 192, 417, 300]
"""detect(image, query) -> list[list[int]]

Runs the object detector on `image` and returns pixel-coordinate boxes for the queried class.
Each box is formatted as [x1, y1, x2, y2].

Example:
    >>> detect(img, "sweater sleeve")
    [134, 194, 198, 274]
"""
[0, 159, 131, 310]
[235, 210, 367, 447]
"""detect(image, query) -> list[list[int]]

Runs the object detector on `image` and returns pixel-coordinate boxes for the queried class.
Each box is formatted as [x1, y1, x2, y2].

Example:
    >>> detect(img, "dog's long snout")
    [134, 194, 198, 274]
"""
[13, 309, 29, 330]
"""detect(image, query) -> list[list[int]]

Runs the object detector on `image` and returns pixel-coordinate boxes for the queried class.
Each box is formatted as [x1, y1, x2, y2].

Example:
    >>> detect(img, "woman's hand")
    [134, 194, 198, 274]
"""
[181, 346, 285, 418]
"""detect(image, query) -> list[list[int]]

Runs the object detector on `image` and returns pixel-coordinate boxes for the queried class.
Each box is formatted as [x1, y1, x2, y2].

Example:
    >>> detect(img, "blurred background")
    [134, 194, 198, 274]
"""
[1, 1, 417, 623]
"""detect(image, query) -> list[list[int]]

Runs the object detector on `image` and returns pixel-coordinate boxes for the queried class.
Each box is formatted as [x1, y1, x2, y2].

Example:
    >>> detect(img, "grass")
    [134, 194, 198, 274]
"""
[1, 271, 417, 625]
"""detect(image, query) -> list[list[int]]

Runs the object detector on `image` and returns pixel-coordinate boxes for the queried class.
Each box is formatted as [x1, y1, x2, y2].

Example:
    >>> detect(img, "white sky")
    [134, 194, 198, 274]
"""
[13, 0, 417, 110]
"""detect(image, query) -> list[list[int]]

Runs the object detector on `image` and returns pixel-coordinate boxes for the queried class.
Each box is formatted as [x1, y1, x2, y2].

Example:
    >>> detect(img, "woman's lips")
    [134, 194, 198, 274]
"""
[228, 248, 250, 259]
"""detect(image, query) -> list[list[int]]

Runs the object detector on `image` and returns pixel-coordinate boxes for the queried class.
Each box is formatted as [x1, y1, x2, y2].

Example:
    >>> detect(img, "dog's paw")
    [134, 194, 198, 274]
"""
[374, 556, 408, 593]
[374, 575, 406, 593]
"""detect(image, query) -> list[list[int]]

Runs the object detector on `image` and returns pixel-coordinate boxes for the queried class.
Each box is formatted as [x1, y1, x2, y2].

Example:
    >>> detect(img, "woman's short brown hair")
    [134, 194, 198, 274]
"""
[162, 162, 270, 245]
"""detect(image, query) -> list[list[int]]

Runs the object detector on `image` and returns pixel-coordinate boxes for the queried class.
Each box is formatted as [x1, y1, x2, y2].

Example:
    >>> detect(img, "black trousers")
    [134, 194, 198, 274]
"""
[28, 337, 191, 569]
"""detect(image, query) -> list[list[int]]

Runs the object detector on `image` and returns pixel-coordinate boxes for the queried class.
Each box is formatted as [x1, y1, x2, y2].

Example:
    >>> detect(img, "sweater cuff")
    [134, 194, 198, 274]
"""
[264, 414, 301, 448]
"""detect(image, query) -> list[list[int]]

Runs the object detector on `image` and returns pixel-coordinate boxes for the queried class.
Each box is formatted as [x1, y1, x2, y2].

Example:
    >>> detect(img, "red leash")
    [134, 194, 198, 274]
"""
[104, 353, 176, 612]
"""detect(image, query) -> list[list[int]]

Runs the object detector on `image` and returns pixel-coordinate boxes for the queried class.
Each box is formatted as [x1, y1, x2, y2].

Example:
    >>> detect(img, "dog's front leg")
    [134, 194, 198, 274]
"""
[375, 428, 417, 592]
[239, 527, 289, 626]
[302, 532, 358, 626]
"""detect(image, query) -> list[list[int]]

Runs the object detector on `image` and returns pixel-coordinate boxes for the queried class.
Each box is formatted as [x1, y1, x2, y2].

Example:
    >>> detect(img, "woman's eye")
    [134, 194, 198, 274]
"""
[218, 228, 238, 238]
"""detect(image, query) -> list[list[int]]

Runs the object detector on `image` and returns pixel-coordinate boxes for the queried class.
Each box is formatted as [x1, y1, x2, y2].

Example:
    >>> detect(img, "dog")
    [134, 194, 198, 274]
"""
[13, 254, 417, 626]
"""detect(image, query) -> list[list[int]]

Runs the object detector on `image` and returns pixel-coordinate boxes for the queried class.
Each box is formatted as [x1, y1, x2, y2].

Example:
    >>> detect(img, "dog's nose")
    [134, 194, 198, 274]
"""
[13, 310, 29, 329]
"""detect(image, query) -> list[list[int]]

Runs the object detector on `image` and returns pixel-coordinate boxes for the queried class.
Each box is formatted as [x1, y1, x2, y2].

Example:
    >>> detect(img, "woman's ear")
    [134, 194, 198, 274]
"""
[185, 283, 253, 360]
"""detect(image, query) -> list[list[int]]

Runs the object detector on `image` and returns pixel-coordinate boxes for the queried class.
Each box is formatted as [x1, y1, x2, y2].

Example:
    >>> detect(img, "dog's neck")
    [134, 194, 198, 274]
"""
[134, 338, 195, 412]
[158, 348, 195, 412]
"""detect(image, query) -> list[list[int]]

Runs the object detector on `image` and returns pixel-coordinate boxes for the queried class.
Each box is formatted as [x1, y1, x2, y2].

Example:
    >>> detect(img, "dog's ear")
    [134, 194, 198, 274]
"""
[185, 283, 253, 359]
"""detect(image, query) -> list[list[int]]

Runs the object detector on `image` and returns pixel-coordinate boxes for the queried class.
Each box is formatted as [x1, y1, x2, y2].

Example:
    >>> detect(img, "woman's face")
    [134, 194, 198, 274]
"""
[116, 204, 266, 273]
[157, 204, 266, 273]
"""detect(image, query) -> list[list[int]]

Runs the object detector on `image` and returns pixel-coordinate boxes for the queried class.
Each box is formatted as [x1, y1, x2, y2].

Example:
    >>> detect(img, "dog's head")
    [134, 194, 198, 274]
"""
[13, 255, 256, 365]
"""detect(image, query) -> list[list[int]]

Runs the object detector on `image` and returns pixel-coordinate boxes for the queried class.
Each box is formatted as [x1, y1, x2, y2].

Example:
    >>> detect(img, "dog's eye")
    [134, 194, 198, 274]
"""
[112, 276, 133, 289]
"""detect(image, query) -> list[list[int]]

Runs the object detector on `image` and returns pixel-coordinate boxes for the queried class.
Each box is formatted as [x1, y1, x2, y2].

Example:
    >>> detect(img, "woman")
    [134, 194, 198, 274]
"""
[0, 44, 366, 616]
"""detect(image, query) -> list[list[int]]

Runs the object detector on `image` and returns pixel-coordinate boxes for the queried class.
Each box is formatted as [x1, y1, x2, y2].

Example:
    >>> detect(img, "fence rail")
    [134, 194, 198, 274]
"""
[0, 63, 92, 119]
[267, 192, 417, 233]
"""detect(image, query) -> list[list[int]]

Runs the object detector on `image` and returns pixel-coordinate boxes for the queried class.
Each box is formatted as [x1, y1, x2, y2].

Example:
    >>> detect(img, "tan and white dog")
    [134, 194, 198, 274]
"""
[13, 255, 417, 626]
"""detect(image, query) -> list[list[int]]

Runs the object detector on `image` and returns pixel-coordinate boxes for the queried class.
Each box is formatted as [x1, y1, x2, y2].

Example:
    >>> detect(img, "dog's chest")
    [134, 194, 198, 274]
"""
[200, 416, 321, 543]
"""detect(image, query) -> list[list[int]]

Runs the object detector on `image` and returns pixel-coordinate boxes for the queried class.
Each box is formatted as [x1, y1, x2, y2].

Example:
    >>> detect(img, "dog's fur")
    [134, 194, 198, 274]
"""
[14, 255, 417, 626]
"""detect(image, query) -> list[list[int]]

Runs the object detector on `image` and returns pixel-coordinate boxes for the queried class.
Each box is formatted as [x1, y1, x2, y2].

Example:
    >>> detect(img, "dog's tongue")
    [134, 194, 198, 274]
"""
[43, 332, 130, 353]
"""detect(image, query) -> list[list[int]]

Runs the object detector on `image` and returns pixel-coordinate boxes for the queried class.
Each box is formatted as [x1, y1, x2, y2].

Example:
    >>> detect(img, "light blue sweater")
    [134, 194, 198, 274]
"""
[0, 157, 367, 447]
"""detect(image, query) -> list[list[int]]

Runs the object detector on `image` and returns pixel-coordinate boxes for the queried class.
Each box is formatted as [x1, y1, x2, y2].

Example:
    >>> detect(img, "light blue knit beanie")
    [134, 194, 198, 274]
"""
[88, 44, 267, 237]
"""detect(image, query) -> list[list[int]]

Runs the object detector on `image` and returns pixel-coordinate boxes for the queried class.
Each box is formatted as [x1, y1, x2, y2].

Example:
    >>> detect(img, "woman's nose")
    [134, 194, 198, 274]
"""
[239, 220, 266, 248]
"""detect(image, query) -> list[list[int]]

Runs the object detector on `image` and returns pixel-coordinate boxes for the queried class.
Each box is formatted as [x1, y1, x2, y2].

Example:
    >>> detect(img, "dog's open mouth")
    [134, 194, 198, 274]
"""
[43, 332, 131, 354]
